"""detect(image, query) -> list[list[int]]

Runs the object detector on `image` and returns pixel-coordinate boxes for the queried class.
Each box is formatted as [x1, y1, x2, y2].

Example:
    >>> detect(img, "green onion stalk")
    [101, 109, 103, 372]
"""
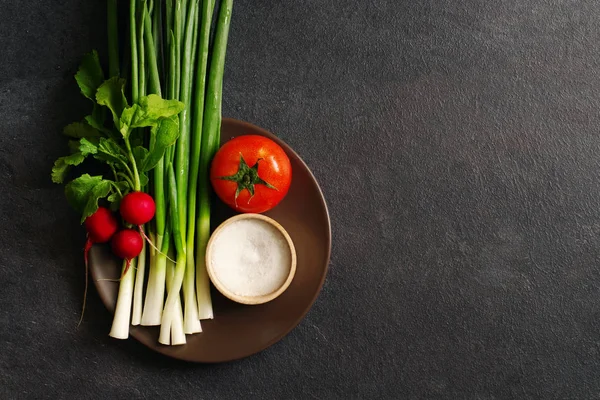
[109, 0, 137, 340]
[140, 0, 168, 327]
[176, 0, 202, 334]
[188, 0, 215, 320]
[195, 0, 233, 317]
[165, 227, 185, 344]
[130, 1, 148, 327]
[109, 259, 137, 339]
[159, 163, 188, 344]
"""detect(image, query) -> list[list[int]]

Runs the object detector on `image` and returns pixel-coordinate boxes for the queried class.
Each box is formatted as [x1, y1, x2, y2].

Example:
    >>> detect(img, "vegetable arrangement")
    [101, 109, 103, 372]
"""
[52, 0, 234, 345]
[53, 0, 296, 349]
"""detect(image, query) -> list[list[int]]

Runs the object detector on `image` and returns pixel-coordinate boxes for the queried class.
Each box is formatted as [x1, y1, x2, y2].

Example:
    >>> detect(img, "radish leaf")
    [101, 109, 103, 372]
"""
[96, 77, 128, 127]
[84, 106, 110, 135]
[65, 174, 114, 222]
[139, 172, 149, 187]
[119, 104, 140, 138]
[119, 95, 184, 139]
[141, 116, 179, 172]
[133, 146, 149, 172]
[107, 192, 122, 210]
[75, 50, 104, 101]
[95, 138, 128, 165]
[51, 153, 86, 184]
[79, 138, 100, 155]
[136, 95, 184, 123]
[82, 180, 112, 221]
[63, 122, 101, 139]
[65, 174, 104, 215]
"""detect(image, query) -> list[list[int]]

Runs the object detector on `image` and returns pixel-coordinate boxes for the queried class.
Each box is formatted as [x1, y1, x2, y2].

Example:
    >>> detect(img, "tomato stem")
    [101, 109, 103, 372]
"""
[218, 154, 277, 203]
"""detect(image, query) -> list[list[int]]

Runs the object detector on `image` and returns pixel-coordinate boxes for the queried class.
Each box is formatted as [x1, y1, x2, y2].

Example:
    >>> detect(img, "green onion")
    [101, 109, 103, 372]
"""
[131, 241, 147, 325]
[159, 163, 187, 345]
[176, 0, 202, 334]
[188, 0, 215, 320]
[109, 259, 137, 339]
[196, 0, 233, 316]
[140, 0, 167, 327]
[165, 234, 185, 344]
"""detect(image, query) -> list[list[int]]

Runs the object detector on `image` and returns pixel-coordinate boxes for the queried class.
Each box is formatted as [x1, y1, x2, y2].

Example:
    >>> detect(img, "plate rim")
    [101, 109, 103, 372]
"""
[90, 117, 332, 363]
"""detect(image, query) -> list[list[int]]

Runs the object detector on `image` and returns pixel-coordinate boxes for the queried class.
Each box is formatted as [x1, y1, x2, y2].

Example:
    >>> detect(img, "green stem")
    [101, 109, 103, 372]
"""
[180, 0, 189, 49]
[130, 0, 139, 102]
[187, 1, 200, 103]
[110, 181, 124, 198]
[143, 2, 162, 97]
[173, 0, 183, 100]
[137, 1, 146, 101]
[195, 0, 232, 318]
[175, 0, 198, 241]
[153, 0, 163, 85]
[166, 0, 173, 49]
[117, 172, 135, 190]
[110, 164, 118, 182]
[167, 163, 184, 254]
[181, 3, 201, 333]
[107, 0, 119, 78]
[168, 31, 177, 99]
[189, 0, 215, 320]
[188, 0, 214, 235]
[141, 179, 171, 327]
[201, 0, 233, 159]
[125, 139, 142, 191]
[114, 156, 135, 184]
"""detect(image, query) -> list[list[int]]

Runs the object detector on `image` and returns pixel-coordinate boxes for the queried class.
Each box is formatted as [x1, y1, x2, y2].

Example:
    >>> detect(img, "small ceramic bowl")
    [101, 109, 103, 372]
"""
[205, 213, 297, 305]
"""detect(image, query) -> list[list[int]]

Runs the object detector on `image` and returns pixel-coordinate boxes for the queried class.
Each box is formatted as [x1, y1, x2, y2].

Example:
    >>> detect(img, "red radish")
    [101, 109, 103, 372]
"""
[80, 206, 119, 326]
[119, 192, 156, 225]
[111, 229, 144, 275]
[83, 206, 119, 276]
[85, 206, 119, 243]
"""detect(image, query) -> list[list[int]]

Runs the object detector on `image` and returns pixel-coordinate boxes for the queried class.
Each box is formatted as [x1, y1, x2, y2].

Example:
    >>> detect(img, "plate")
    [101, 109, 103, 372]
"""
[89, 118, 331, 363]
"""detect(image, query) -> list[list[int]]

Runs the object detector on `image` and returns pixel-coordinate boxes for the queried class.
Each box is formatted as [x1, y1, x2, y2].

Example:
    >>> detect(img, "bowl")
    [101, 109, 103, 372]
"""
[205, 213, 297, 305]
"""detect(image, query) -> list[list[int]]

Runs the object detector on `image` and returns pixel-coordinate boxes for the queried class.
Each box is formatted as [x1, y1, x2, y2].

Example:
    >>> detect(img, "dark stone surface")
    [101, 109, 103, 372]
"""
[3, 0, 600, 398]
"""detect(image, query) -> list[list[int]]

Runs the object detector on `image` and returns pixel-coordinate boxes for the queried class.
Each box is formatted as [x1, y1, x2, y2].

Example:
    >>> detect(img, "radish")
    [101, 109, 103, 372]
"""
[84, 206, 119, 253]
[111, 228, 144, 274]
[80, 206, 119, 326]
[120, 192, 156, 225]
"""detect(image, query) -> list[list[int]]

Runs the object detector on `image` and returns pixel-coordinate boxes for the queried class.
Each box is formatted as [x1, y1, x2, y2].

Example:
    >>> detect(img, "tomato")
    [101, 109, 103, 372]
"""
[210, 135, 292, 213]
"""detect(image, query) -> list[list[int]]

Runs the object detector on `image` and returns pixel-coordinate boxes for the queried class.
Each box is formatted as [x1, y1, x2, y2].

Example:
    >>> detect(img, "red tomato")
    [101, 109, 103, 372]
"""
[210, 135, 292, 213]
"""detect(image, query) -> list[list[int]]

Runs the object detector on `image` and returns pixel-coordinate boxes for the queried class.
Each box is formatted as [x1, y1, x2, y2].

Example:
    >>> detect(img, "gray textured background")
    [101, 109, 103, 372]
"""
[3, 0, 600, 398]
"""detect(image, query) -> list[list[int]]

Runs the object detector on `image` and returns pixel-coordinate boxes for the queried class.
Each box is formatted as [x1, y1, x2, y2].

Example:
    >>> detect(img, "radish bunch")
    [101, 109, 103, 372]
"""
[79, 192, 156, 325]
[84, 192, 155, 264]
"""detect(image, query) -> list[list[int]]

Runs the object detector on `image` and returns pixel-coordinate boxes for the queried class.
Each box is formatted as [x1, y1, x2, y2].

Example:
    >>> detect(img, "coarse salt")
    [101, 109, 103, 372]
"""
[209, 218, 292, 297]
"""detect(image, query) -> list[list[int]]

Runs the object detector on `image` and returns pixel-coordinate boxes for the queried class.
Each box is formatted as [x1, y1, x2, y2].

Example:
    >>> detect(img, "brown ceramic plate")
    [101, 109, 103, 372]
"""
[89, 118, 331, 363]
